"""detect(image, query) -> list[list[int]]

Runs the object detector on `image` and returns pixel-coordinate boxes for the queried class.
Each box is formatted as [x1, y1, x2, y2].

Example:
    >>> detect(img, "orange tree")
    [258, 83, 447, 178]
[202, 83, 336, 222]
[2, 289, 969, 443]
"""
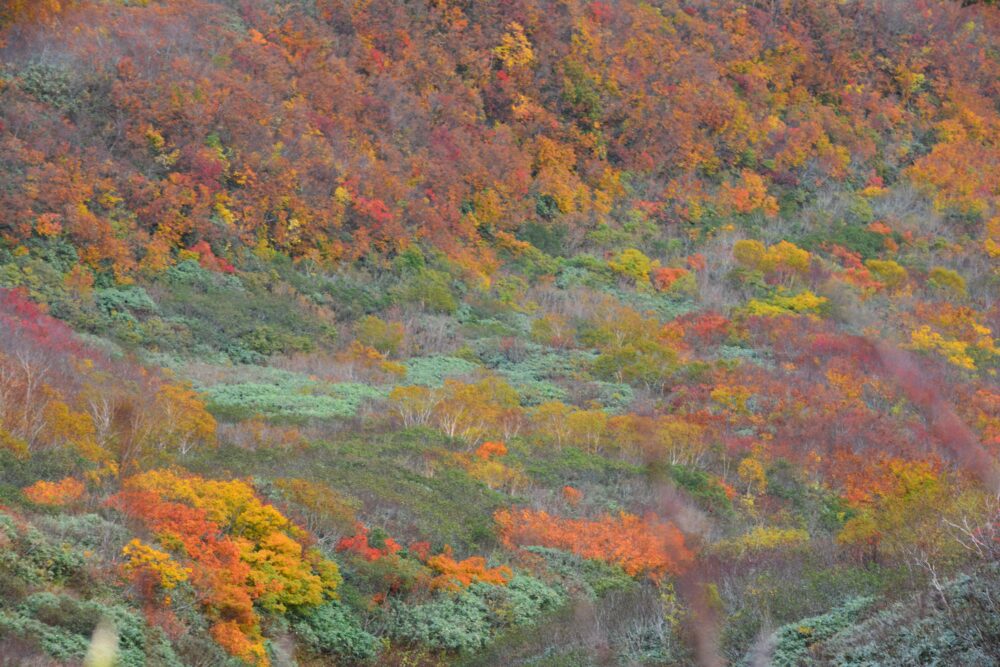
[109, 469, 341, 665]
[495, 508, 692, 580]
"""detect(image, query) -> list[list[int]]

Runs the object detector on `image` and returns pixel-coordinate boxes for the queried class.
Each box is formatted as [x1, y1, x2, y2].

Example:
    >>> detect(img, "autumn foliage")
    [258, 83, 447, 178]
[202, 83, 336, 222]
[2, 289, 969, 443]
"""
[0, 288, 216, 472]
[0, 0, 993, 279]
[0, 0, 72, 30]
[426, 546, 513, 591]
[109, 470, 341, 665]
[336, 523, 402, 562]
[337, 523, 513, 593]
[121, 538, 190, 592]
[495, 508, 693, 580]
[0, 0, 998, 663]
[22, 476, 85, 506]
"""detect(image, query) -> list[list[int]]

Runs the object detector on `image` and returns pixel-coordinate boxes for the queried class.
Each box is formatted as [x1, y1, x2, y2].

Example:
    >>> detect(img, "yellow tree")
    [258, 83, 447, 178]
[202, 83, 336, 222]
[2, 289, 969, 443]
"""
[566, 409, 608, 452]
[837, 460, 982, 585]
[494, 22, 535, 70]
[654, 416, 707, 466]
[530, 401, 574, 448]
[0, 0, 71, 29]
[434, 377, 522, 445]
[155, 382, 218, 457]
[389, 385, 440, 427]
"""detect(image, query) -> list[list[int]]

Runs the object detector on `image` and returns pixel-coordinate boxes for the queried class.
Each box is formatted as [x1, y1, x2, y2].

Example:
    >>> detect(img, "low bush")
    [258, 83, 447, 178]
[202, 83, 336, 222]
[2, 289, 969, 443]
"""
[204, 374, 384, 422]
[0, 592, 177, 667]
[763, 596, 873, 667]
[291, 601, 380, 663]
[388, 576, 563, 652]
[403, 356, 480, 386]
[523, 547, 634, 599]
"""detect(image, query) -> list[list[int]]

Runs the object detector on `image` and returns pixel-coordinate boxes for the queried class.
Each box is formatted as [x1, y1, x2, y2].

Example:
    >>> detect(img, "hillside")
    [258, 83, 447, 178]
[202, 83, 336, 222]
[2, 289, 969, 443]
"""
[0, 0, 998, 665]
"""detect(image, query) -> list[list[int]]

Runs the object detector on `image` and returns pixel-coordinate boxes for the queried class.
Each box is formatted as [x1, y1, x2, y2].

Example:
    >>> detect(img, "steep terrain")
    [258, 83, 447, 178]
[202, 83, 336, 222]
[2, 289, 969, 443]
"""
[0, 1, 998, 665]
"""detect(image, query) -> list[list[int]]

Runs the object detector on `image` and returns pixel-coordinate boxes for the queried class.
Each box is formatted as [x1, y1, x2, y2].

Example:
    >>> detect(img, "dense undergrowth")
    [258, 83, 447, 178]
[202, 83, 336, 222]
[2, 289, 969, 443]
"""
[0, 0, 999, 665]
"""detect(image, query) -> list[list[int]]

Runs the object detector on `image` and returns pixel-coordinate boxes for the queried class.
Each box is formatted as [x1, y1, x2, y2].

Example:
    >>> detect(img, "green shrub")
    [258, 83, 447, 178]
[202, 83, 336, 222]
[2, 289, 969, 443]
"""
[556, 255, 615, 289]
[613, 288, 697, 321]
[356, 315, 405, 356]
[507, 245, 562, 280]
[763, 596, 873, 667]
[0, 611, 89, 661]
[204, 377, 384, 422]
[16, 527, 87, 583]
[496, 350, 593, 386]
[347, 550, 433, 597]
[152, 263, 333, 360]
[390, 590, 493, 652]
[34, 513, 129, 551]
[403, 356, 479, 386]
[24, 237, 80, 274]
[816, 568, 1000, 667]
[800, 224, 885, 260]
[317, 273, 389, 319]
[504, 576, 566, 626]
[523, 547, 634, 599]
[20, 593, 102, 639]
[392, 269, 458, 314]
[0, 448, 89, 497]
[2, 592, 166, 667]
[590, 381, 634, 413]
[388, 578, 563, 653]
[592, 343, 679, 392]
[512, 380, 568, 406]
[137, 316, 196, 352]
[162, 259, 237, 290]
[845, 195, 875, 226]
[240, 324, 315, 356]
[96, 285, 159, 316]
[393, 245, 427, 273]
[666, 465, 734, 516]
[18, 62, 82, 112]
[765, 459, 807, 506]
[520, 447, 641, 488]
[516, 221, 569, 257]
[291, 601, 380, 662]
[535, 194, 561, 220]
[192, 431, 508, 553]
